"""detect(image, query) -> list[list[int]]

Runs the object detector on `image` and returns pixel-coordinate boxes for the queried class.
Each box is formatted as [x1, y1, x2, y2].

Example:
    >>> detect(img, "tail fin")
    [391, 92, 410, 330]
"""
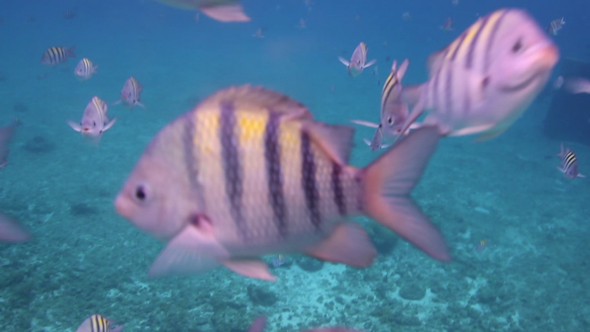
[361, 125, 449, 261]
[67, 45, 76, 58]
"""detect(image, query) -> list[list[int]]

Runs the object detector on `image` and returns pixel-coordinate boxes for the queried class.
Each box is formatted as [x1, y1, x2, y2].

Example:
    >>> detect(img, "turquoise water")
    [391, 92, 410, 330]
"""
[1, 0, 589, 331]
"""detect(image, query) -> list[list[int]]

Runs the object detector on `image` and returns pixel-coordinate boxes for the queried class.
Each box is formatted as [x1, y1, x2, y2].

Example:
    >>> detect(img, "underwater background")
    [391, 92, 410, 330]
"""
[1, 0, 589, 331]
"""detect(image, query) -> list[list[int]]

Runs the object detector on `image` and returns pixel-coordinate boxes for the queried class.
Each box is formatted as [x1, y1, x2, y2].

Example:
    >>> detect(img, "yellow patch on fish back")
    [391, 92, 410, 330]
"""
[195, 108, 221, 156]
[453, 19, 484, 60]
[278, 119, 306, 228]
[236, 109, 268, 142]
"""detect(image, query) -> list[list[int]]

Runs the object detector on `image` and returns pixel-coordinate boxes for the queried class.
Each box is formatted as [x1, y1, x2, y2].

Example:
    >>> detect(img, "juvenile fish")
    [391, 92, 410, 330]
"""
[338, 42, 376, 77]
[547, 17, 565, 36]
[75, 314, 123, 332]
[395, 8, 559, 142]
[41, 46, 76, 66]
[557, 143, 585, 179]
[351, 59, 417, 150]
[114, 77, 145, 110]
[74, 58, 98, 81]
[67, 96, 117, 144]
[153, 0, 250, 22]
[114, 85, 449, 281]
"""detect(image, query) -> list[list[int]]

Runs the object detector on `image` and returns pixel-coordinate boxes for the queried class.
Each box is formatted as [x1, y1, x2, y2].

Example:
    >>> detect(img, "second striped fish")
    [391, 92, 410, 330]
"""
[114, 85, 449, 281]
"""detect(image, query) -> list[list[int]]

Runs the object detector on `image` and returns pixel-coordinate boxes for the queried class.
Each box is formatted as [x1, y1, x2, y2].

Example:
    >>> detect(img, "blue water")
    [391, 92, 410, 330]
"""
[1, 0, 589, 331]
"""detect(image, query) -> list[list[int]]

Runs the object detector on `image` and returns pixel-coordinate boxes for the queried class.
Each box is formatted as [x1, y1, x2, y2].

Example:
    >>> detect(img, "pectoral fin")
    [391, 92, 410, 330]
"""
[223, 258, 277, 281]
[394, 99, 426, 143]
[350, 119, 379, 128]
[338, 56, 350, 67]
[148, 224, 230, 278]
[364, 59, 377, 68]
[67, 120, 82, 132]
[306, 222, 377, 267]
[103, 117, 117, 132]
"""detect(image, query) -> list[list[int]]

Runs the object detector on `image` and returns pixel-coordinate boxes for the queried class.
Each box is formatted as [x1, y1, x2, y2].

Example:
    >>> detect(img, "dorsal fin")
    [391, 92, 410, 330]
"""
[197, 85, 312, 120]
[304, 121, 355, 165]
[426, 49, 446, 77]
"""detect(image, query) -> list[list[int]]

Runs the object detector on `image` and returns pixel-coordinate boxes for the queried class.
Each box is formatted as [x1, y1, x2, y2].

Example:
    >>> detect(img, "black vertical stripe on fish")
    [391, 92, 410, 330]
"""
[331, 161, 346, 216]
[220, 102, 247, 240]
[483, 10, 509, 73]
[264, 111, 287, 238]
[465, 13, 491, 69]
[182, 115, 207, 212]
[300, 131, 321, 230]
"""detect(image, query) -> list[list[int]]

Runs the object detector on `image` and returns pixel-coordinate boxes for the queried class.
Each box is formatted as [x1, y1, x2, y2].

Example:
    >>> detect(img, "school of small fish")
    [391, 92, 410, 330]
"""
[2, 3, 585, 331]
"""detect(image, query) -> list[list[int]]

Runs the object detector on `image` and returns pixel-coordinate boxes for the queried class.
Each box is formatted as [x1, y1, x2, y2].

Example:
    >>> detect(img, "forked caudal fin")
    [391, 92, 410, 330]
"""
[360, 125, 450, 261]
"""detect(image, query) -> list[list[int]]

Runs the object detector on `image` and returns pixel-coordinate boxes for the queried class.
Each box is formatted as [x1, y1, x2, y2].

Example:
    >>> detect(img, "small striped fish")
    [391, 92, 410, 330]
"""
[67, 96, 117, 144]
[74, 58, 98, 81]
[114, 77, 145, 110]
[75, 314, 123, 332]
[41, 46, 76, 66]
[546, 17, 565, 36]
[154, 0, 250, 22]
[557, 143, 585, 179]
[115, 85, 449, 281]
[351, 59, 412, 150]
[338, 42, 376, 77]
[396, 8, 559, 142]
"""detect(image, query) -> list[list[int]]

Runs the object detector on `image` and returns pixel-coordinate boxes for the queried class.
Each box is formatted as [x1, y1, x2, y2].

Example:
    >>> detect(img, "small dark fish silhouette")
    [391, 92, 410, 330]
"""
[385, 56, 391, 62]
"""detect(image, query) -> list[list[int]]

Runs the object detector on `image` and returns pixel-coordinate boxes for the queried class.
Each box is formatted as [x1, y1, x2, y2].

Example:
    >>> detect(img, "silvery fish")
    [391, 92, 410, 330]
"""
[0, 122, 16, 169]
[0, 212, 31, 243]
[67, 96, 117, 144]
[351, 59, 414, 150]
[248, 316, 362, 332]
[395, 8, 559, 142]
[153, 0, 250, 22]
[114, 77, 145, 110]
[557, 143, 585, 179]
[75, 314, 123, 332]
[338, 42, 376, 77]
[546, 17, 565, 36]
[41, 46, 76, 66]
[74, 58, 98, 81]
[114, 85, 449, 281]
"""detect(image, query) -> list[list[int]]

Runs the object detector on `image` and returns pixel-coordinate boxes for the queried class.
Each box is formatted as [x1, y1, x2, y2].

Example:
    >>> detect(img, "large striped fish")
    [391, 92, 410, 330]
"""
[114, 86, 449, 281]
[396, 8, 559, 141]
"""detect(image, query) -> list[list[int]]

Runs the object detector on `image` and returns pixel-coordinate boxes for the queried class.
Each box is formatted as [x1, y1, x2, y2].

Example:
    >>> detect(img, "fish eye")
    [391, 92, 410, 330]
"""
[93, 121, 96, 127]
[134, 183, 150, 203]
[511, 38, 523, 53]
[387, 116, 394, 125]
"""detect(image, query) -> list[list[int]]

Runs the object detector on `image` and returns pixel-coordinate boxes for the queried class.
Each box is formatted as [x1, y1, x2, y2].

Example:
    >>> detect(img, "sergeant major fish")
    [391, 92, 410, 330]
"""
[351, 59, 416, 150]
[67, 96, 116, 144]
[557, 143, 585, 179]
[114, 85, 449, 281]
[338, 42, 376, 77]
[394, 8, 559, 142]
[114, 77, 145, 110]
[75, 314, 123, 332]
[41, 46, 76, 66]
[153, 0, 250, 22]
[74, 58, 98, 81]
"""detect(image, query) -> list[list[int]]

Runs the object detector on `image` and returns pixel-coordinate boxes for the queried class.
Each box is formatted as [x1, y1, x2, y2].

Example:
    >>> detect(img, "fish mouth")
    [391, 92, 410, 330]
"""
[499, 43, 559, 93]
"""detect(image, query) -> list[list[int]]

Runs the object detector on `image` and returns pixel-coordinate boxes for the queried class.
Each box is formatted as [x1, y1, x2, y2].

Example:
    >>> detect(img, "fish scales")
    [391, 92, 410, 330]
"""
[189, 102, 359, 248]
